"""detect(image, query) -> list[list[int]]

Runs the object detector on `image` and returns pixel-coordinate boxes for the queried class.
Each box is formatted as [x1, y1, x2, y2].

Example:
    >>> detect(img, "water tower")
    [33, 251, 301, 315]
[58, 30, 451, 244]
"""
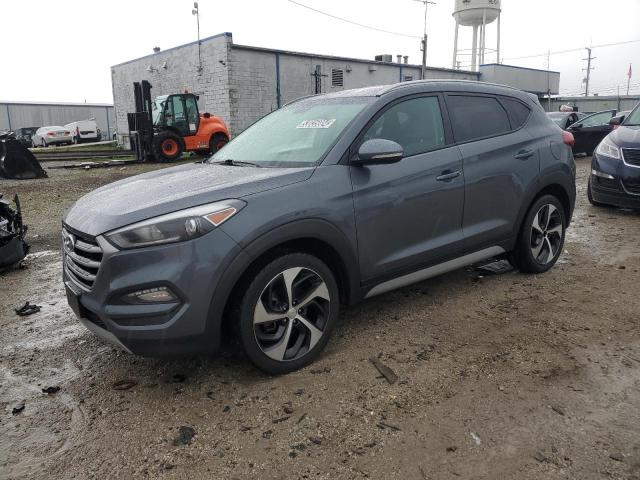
[452, 0, 501, 71]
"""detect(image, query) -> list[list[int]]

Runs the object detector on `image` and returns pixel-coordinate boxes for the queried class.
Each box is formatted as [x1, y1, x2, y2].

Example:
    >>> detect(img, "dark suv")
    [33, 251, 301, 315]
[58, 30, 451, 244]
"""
[63, 80, 576, 374]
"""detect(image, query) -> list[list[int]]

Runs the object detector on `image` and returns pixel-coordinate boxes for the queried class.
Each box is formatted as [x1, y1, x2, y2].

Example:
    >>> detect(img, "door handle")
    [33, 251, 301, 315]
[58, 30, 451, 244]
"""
[514, 149, 534, 160]
[436, 170, 461, 182]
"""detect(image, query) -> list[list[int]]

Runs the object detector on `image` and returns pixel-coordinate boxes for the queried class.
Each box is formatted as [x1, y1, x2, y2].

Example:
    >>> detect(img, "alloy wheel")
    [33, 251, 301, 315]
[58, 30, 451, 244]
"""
[253, 267, 331, 362]
[530, 204, 563, 264]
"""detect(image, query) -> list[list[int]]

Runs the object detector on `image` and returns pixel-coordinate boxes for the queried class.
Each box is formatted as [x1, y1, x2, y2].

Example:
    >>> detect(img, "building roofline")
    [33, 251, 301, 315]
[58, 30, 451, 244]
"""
[0, 101, 113, 107]
[480, 63, 561, 75]
[232, 42, 479, 76]
[552, 95, 640, 100]
[111, 32, 233, 68]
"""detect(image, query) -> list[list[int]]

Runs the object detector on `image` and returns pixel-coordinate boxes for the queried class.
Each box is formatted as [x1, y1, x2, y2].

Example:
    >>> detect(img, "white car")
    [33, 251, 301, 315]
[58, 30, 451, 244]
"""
[32, 126, 72, 147]
[64, 120, 101, 144]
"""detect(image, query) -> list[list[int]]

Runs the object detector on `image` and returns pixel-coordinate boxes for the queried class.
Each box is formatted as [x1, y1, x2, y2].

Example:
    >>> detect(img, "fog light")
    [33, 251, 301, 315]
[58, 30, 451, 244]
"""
[124, 286, 178, 304]
[591, 169, 615, 180]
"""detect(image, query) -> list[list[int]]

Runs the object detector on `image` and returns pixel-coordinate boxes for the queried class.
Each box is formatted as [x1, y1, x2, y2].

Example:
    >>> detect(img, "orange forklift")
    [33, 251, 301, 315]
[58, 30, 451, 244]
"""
[127, 80, 230, 162]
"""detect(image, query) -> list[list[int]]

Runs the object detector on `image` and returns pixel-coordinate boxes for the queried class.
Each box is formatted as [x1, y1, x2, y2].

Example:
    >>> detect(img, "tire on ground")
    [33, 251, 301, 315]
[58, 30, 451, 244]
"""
[209, 133, 229, 154]
[510, 194, 566, 274]
[235, 252, 340, 375]
[151, 131, 184, 162]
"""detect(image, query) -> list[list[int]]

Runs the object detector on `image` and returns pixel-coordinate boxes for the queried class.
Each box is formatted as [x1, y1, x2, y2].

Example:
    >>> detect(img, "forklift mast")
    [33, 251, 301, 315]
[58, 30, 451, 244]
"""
[127, 80, 154, 162]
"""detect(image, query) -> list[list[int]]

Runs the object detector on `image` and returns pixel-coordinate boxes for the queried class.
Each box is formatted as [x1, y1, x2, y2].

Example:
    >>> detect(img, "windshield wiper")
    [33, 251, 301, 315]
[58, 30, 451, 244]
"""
[214, 159, 262, 167]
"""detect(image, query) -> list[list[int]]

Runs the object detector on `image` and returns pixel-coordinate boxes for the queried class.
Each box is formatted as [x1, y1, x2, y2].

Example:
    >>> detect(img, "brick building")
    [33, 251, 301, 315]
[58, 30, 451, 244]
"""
[110, 32, 479, 141]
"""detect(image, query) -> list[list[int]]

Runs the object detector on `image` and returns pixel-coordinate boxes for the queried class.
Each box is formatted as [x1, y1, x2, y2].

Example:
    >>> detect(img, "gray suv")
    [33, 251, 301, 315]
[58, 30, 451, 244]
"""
[63, 80, 576, 374]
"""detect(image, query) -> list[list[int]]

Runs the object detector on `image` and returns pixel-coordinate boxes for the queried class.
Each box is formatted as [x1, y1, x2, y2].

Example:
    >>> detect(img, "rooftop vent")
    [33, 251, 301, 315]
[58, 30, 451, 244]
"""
[375, 54, 392, 63]
[153, 47, 161, 53]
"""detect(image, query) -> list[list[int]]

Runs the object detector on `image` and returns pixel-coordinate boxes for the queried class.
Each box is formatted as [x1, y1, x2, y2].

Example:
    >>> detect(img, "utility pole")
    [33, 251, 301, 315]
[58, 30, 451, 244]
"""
[192, 2, 202, 74]
[546, 50, 551, 112]
[414, 0, 435, 80]
[582, 47, 595, 96]
[627, 63, 632, 96]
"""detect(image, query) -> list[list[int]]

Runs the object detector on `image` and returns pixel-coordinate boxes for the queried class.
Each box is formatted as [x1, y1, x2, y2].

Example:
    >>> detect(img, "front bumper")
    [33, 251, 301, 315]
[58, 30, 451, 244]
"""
[590, 152, 640, 209]
[63, 225, 246, 356]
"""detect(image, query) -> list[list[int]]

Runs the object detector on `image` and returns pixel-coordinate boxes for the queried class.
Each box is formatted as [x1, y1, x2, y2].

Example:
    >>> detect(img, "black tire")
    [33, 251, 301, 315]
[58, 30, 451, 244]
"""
[510, 194, 566, 274]
[236, 253, 339, 375]
[209, 133, 228, 154]
[587, 178, 609, 208]
[151, 131, 184, 162]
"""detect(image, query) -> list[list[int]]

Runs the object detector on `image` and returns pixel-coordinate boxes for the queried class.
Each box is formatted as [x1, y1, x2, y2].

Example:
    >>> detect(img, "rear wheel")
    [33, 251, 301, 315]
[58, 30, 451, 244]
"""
[209, 133, 228, 154]
[151, 131, 183, 162]
[510, 195, 566, 274]
[236, 253, 339, 374]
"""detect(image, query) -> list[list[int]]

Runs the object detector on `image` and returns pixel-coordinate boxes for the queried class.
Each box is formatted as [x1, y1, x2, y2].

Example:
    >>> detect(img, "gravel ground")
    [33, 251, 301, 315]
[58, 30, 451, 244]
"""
[1, 157, 640, 480]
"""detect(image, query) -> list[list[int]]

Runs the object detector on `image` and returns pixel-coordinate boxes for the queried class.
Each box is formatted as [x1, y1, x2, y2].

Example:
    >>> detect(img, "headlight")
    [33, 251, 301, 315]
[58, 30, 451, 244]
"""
[105, 199, 245, 249]
[596, 138, 620, 159]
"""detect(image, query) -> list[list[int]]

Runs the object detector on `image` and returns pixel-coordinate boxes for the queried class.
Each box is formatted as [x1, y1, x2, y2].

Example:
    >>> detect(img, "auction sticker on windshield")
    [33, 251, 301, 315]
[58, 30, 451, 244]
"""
[296, 119, 336, 129]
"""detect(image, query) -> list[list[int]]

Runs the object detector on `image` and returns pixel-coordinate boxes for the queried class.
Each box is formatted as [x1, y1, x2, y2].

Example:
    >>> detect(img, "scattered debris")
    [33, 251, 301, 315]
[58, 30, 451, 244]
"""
[551, 405, 565, 416]
[470, 432, 481, 445]
[369, 357, 398, 384]
[294, 388, 305, 396]
[283, 404, 294, 414]
[609, 452, 624, 462]
[1, 194, 29, 269]
[47, 160, 130, 170]
[376, 421, 401, 431]
[272, 416, 290, 424]
[310, 366, 331, 374]
[446, 446, 458, 453]
[42, 386, 60, 395]
[112, 379, 138, 391]
[533, 451, 548, 463]
[173, 426, 196, 446]
[473, 259, 514, 275]
[171, 373, 187, 383]
[262, 429, 273, 439]
[297, 413, 307, 424]
[309, 436, 322, 445]
[14, 302, 41, 316]
[222, 405, 231, 413]
[12, 402, 25, 415]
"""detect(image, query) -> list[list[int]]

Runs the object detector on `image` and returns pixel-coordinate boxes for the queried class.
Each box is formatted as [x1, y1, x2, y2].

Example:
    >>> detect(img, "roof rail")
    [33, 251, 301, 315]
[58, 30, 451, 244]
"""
[383, 79, 524, 95]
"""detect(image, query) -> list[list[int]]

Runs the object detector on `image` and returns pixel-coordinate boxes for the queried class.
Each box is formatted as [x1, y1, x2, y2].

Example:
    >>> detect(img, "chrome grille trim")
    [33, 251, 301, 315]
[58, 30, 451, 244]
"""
[622, 148, 640, 168]
[62, 227, 102, 291]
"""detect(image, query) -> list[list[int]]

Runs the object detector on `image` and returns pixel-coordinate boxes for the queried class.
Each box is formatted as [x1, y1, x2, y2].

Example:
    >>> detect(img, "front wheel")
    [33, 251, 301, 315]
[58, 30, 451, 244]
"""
[236, 253, 339, 374]
[510, 195, 566, 274]
[151, 131, 184, 162]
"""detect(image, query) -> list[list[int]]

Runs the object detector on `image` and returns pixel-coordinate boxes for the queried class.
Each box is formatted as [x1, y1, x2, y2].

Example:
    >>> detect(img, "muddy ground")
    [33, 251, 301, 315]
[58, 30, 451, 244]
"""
[1, 157, 640, 480]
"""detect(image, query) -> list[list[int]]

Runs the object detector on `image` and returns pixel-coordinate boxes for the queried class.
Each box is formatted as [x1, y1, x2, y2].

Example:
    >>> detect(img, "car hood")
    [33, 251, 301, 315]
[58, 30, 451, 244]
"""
[64, 163, 314, 236]
[609, 125, 640, 148]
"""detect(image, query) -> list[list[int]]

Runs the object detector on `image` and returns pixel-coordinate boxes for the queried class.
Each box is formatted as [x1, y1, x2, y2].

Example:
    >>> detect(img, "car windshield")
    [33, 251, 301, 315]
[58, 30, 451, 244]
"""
[209, 96, 373, 167]
[152, 96, 168, 125]
[624, 106, 640, 126]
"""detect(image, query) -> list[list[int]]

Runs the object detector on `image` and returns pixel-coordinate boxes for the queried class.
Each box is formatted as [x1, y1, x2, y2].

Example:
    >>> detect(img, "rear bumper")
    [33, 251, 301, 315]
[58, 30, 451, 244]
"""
[46, 136, 71, 144]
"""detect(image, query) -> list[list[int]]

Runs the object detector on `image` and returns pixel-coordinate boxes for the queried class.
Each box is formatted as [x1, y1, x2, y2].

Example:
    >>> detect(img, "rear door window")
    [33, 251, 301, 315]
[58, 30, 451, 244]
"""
[362, 96, 446, 157]
[500, 97, 531, 130]
[446, 95, 511, 143]
[580, 110, 615, 127]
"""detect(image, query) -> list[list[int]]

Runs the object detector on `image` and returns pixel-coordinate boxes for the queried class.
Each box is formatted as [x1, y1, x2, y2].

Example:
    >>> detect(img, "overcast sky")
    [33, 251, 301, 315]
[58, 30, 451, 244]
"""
[1, 0, 638, 103]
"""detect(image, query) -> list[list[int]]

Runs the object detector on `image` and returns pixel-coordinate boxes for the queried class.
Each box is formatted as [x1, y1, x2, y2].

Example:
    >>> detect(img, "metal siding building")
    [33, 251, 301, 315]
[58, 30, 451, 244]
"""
[0, 101, 115, 139]
[110, 32, 479, 140]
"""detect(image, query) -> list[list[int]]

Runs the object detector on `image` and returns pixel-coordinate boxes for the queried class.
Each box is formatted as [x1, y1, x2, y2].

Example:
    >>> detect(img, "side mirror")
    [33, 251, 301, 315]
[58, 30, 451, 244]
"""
[609, 117, 622, 126]
[352, 139, 404, 166]
[569, 122, 582, 130]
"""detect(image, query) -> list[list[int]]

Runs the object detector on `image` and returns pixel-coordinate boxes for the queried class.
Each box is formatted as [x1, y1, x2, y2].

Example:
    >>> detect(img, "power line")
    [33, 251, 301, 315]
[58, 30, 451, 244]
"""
[287, 0, 421, 39]
[503, 38, 640, 61]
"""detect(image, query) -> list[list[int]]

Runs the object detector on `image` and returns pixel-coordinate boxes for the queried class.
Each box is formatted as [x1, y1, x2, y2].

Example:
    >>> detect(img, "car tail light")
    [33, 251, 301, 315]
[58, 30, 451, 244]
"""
[64, 131, 70, 135]
[562, 131, 575, 146]
[47, 132, 55, 136]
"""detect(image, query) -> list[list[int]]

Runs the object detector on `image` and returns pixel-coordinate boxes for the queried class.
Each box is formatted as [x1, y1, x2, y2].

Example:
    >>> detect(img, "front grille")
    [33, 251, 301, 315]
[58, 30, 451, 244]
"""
[62, 227, 102, 291]
[623, 180, 640, 195]
[622, 148, 640, 167]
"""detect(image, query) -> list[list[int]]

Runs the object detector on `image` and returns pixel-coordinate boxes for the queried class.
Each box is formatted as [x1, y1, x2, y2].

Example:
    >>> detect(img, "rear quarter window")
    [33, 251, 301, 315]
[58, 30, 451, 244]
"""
[446, 94, 511, 143]
[500, 97, 531, 130]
